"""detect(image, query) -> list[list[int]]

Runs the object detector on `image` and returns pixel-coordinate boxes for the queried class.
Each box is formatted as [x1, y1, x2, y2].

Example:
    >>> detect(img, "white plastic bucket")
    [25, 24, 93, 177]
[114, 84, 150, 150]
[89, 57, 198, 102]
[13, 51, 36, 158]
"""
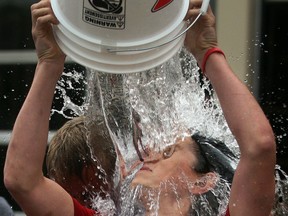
[54, 31, 185, 73]
[51, 0, 189, 73]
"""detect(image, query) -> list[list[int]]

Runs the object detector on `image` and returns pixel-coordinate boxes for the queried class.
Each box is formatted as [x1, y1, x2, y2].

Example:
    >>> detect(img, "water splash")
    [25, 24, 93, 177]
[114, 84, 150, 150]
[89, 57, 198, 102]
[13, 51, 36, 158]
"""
[123, 49, 237, 153]
[50, 47, 288, 215]
[84, 47, 239, 215]
[51, 69, 88, 119]
[118, 172, 231, 216]
[91, 193, 116, 216]
[85, 47, 239, 175]
[273, 165, 288, 215]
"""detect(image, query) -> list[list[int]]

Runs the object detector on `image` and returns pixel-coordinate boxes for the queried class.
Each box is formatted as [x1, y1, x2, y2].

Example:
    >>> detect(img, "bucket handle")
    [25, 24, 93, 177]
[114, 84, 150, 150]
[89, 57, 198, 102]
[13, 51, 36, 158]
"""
[107, 0, 210, 53]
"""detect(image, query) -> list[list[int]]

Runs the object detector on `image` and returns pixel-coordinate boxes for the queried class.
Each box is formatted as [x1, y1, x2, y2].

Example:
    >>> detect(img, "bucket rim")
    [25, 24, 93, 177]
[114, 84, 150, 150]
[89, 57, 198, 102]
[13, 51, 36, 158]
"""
[54, 31, 185, 73]
[53, 24, 185, 65]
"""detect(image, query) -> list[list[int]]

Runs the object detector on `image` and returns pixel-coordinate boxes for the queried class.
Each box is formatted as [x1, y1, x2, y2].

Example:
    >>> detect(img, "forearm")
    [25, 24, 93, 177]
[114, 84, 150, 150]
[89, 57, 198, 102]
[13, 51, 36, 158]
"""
[4, 61, 64, 192]
[204, 53, 275, 156]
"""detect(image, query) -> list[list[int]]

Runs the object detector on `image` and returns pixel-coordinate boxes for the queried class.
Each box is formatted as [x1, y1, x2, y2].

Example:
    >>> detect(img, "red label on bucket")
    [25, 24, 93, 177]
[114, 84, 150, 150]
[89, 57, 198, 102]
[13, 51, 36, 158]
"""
[152, 0, 174, 12]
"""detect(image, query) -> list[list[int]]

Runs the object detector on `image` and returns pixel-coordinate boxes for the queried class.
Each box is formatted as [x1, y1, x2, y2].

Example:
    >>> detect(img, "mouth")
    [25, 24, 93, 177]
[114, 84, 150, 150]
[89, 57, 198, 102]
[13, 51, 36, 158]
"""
[140, 165, 152, 172]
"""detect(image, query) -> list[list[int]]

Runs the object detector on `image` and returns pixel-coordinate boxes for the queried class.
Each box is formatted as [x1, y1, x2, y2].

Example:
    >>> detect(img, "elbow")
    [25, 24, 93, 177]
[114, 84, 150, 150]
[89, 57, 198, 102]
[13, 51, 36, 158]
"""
[4, 165, 36, 197]
[4, 146, 33, 196]
[4, 146, 23, 194]
[243, 126, 276, 160]
[4, 165, 22, 195]
[4, 164, 43, 199]
[256, 132, 276, 158]
[258, 125, 276, 153]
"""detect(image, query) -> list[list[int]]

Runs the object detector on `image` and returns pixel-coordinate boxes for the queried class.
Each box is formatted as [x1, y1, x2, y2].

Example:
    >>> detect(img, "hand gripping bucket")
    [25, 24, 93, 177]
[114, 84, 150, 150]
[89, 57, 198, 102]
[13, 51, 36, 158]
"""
[51, 0, 190, 73]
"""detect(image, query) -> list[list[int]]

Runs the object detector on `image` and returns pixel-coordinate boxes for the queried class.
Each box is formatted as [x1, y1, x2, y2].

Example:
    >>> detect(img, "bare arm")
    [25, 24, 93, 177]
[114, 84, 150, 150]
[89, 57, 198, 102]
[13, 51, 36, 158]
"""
[4, 1, 74, 215]
[205, 54, 276, 216]
[185, 1, 276, 215]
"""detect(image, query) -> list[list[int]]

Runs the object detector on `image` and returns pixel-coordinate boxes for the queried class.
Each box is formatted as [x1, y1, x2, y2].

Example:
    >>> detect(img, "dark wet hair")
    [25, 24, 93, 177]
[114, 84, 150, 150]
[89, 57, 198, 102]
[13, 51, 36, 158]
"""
[191, 133, 237, 183]
[187, 134, 236, 215]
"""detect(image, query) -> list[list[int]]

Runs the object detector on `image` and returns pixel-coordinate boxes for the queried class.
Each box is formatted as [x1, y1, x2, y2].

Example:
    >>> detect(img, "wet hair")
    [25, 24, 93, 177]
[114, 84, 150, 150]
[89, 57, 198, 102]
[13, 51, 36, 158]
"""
[46, 116, 116, 189]
[191, 133, 237, 183]
[187, 133, 237, 216]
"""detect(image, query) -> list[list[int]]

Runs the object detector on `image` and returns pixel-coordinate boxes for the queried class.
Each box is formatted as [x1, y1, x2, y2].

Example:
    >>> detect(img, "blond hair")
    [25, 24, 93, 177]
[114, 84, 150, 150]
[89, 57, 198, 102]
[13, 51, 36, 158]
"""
[46, 116, 116, 186]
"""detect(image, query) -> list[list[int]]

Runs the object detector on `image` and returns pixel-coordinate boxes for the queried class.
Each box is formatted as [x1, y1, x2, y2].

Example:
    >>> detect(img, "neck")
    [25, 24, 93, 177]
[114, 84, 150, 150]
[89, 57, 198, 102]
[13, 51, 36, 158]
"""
[141, 186, 192, 216]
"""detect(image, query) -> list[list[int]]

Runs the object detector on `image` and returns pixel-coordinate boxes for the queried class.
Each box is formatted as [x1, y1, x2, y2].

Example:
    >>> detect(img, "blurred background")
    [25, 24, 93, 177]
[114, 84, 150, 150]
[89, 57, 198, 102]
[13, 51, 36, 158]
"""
[0, 0, 287, 214]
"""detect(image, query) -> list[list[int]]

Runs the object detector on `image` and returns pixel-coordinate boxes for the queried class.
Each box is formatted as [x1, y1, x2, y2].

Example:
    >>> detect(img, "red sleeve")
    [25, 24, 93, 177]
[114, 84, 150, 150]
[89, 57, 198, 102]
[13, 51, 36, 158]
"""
[72, 197, 99, 216]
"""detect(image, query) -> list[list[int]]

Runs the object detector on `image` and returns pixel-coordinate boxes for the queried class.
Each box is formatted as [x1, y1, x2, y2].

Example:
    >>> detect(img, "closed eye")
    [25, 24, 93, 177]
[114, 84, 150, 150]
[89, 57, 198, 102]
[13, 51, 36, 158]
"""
[162, 145, 176, 159]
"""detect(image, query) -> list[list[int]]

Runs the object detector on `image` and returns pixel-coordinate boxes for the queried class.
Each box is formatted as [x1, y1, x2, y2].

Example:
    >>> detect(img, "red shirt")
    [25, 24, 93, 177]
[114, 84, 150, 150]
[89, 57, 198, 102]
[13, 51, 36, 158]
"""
[72, 197, 99, 216]
[226, 207, 230, 216]
[72, 197, 230, 216]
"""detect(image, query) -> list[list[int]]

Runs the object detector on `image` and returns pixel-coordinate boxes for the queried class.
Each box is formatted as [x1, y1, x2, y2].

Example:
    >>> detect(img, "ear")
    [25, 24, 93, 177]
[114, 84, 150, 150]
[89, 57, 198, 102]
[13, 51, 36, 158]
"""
[190, 172, 217, 195]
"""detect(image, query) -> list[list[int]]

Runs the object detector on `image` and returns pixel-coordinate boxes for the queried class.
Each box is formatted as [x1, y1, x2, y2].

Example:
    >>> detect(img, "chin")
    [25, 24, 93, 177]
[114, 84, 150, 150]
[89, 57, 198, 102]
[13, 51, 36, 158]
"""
[131, 176, 145, 187]
[131, 177, 159, 189]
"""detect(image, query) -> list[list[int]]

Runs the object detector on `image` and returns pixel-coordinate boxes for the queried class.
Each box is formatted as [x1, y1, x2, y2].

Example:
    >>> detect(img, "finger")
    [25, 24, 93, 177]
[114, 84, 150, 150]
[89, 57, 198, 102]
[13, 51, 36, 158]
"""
[31, 0, 50, 9]
[31, 0, 58, 27]
[32, 8, 59, 26]
[31, 0, 51, 18]
[206, 5, 214, 16]
[184, 8, 201, 21]
[35, 14, 58, 28]
[189, 0, 204, 9]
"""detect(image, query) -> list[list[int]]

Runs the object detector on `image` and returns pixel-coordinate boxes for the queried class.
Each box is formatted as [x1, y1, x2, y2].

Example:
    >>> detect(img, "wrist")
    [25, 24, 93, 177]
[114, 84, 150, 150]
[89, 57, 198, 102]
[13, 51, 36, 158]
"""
[200, 47, 226, 73]
[36, 60, 65, 79]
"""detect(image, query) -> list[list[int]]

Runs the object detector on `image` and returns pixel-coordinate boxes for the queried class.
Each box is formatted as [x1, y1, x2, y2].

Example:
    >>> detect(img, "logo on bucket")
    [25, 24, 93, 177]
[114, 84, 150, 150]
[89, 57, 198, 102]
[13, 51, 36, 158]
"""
[152, 0, 174, 12]
[88, 0, 123, 14]
[83, 0, 125, 29]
